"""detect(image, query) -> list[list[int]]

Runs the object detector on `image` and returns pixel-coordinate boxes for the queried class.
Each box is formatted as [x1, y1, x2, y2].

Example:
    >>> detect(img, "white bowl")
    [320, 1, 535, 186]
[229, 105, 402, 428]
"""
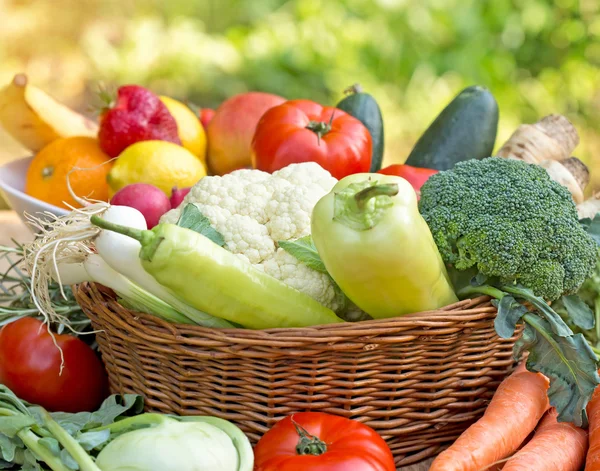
[0, 156, 68, 227]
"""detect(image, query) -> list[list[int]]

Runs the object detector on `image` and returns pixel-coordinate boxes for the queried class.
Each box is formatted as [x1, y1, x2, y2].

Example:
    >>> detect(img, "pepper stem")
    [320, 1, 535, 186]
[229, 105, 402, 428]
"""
[292, 418, 327, 456]
[333, 180, 398, 231]
[90, 215, 154, 245]
[355, 183, 399, 209]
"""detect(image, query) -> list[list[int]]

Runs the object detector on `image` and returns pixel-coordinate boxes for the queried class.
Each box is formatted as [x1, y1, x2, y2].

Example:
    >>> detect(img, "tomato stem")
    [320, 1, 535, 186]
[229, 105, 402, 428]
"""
[292, 417, 327, 456]
[306, 111, 336, 146]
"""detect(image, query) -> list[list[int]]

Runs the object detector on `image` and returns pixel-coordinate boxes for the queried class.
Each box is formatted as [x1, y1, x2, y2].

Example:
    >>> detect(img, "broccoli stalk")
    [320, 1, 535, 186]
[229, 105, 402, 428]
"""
[419, 157, 600, 427]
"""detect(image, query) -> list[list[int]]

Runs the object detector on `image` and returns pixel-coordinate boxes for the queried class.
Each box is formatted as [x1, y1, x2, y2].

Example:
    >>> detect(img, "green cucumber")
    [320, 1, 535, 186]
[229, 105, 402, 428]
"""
[336, 84, 384, 172]
[404, 85, 499, 171]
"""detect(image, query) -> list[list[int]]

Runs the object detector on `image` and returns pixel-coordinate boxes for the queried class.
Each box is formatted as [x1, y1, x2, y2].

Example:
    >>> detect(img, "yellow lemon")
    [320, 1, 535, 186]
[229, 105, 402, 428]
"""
[160, 95, 207, 163]
[107, 140, 206, 196]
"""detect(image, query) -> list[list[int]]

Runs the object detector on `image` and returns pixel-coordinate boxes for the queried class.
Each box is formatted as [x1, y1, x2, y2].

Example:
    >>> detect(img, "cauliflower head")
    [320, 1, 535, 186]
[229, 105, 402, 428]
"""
[160, 163, 343, 311]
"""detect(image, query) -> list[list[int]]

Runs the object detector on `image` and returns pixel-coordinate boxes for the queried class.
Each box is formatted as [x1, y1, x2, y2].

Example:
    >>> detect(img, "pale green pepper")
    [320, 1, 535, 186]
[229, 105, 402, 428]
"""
[311, 173, 458, 319]
[90, 216, 344, 329]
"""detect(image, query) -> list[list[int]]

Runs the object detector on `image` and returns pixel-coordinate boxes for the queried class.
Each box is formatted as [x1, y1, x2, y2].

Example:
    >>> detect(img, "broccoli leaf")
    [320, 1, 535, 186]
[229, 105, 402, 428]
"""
[278, 236, 328, 274]
[502, 285, 573, 337]
[515, 314, 600, 427]
[561, 295, 595, 330]
[493, 295, 528, 339]
[580, 213, 600, 246]
[176, 204, 225, 247]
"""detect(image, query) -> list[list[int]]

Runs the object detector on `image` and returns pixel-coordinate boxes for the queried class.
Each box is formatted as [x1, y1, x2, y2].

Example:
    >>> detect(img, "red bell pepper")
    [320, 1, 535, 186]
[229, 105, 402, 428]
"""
[377, 164, 438, 194]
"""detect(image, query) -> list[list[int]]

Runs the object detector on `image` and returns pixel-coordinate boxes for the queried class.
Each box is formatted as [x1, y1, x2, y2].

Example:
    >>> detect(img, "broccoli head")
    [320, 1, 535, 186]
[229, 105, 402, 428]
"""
[419, 157, 597, 301]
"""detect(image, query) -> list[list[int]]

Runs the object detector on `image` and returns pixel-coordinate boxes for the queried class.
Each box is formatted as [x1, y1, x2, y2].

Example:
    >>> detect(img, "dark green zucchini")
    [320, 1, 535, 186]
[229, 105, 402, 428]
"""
[336, 84, 384, 172]
[404, 85, 499, 171]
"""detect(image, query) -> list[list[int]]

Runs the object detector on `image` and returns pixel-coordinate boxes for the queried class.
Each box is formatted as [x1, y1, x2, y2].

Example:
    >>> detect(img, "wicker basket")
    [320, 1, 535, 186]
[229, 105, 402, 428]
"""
[76, 282, 521, 467]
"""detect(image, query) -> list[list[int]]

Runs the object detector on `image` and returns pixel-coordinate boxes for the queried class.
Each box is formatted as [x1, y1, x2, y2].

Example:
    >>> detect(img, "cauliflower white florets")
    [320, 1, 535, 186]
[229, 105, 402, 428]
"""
[160, 163, 343, 311]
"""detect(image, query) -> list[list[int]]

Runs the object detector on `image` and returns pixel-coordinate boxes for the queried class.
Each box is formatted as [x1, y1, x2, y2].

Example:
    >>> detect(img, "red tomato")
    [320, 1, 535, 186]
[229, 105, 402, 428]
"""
[0, 317, 108, 412]
[251, 100, 372, 180]
[378, 164, 438, 193]
[199, 108, 215, 130]
[254, 412, 395, 471]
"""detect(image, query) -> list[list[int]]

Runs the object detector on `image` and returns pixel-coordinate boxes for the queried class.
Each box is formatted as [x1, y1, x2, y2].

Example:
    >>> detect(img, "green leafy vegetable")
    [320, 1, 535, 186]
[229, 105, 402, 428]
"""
[176, 204, 225, 247]
[0, 384, 253, 471]
[0, 385, 142, 471]
[278, 236, 327, 274]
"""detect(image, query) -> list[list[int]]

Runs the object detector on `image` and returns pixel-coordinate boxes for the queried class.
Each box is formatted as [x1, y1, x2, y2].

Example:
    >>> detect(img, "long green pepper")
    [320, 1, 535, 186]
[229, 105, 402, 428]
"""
[90, 216, 343, 329]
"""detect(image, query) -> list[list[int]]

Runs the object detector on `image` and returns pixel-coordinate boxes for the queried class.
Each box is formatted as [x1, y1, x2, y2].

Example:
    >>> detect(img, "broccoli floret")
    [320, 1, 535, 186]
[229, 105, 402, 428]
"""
[419, 157, 597, 301]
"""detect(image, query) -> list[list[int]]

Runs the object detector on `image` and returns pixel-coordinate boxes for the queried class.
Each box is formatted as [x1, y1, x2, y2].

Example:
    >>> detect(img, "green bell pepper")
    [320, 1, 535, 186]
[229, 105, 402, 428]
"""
[311, 173, 458, 319]
[90, 216, 344, 329]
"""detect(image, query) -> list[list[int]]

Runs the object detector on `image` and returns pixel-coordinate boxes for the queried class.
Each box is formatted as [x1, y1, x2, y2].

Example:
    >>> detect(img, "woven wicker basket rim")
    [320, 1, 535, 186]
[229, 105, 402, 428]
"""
[79, 282, 494, 338]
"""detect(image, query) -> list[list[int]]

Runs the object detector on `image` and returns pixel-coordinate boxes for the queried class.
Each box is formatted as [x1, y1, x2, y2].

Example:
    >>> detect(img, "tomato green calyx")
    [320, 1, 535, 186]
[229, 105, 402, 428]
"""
[292, 419, 327, 456]
[90, 215, 159, 261]
[333, 180, 398, 231]
[306, 111, 336, 145]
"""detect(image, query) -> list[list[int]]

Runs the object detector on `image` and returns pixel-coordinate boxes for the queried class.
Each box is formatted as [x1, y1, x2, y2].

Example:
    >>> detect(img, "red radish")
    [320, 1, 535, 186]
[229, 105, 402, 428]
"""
[110, 183, 171, 229]
[170, 186, 191, 208]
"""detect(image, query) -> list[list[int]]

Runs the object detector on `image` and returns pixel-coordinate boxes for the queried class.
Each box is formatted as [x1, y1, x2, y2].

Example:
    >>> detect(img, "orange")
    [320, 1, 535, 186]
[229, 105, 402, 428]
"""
[25, 136, 113, 209]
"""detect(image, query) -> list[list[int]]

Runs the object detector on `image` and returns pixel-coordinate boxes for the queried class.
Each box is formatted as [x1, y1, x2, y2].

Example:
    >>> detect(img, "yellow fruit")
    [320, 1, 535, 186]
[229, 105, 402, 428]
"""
[159, 96, 207, 163]
[107, 140, 206, 196]
[0, 74, 98, 152]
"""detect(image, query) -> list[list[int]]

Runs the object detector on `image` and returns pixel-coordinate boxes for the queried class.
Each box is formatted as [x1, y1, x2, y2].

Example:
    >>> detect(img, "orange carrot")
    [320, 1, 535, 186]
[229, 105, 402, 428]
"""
[586, 384, 600, 470]
[429, 365, 550, 471]
[502, 408, 587, 471]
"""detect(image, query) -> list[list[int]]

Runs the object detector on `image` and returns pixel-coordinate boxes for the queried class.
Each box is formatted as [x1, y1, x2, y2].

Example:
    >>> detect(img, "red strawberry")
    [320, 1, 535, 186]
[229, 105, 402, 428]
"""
[98, 85, 181, 157]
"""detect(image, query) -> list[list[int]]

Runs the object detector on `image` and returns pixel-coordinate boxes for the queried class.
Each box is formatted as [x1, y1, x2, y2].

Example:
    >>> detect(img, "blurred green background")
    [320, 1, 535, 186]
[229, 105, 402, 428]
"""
[1, 0, 599, 189]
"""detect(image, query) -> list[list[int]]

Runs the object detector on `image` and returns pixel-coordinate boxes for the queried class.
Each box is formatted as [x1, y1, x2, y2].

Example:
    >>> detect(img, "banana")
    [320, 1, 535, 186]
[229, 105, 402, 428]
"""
[0, 73, 98, 152]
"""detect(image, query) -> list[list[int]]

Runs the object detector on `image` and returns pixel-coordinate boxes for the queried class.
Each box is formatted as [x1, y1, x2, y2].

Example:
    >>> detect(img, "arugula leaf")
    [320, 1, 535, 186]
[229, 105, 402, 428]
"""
[580, 213, 600, 246]
[561, 295, 595, 330]
[176, 204, 225, 247]
[515, 315, 600, 427]
[493, 295, 528, 339]
[278, 236, 327, 274]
